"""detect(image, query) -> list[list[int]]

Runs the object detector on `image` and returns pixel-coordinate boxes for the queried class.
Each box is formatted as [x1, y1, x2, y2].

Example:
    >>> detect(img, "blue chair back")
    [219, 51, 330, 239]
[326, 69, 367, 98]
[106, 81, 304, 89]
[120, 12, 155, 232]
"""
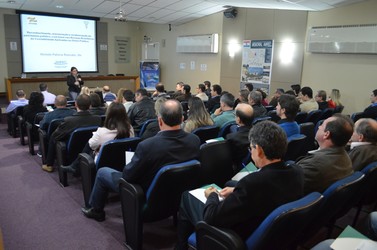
[351, 112, 365, 122]
[284, 134, 307, 161]
[138, 118, 157, 137]
[95, 137, 142, 170]
[295, 112, 307, 124]
[191, 192, 323, 250]
[252, 116, 271, 125]
[333, 105, 344, 114]
[245, 192, 323, 250]
[218, 120, 237, 138]
[191, 125, 220, 144]
[299, 122, 317, 151]
[305, 110, 322, 125]
[319, 108, 334, 121]
[66, 126, 99, 161]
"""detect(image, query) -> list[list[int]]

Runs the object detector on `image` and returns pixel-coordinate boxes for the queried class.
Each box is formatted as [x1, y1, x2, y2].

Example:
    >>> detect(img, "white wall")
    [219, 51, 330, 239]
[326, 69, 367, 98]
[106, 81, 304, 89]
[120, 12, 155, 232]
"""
[302, 1, 377, 115]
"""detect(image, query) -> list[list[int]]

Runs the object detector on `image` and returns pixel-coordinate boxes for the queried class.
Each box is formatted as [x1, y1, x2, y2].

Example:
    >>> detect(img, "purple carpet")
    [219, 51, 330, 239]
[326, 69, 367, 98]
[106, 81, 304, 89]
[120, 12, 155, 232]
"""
[0, 123, 177, 249]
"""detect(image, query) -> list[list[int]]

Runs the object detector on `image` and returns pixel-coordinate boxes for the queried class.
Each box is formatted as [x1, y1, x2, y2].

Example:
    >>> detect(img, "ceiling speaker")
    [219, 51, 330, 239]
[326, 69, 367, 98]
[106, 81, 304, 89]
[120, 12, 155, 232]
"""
[223, 8, 237, 19]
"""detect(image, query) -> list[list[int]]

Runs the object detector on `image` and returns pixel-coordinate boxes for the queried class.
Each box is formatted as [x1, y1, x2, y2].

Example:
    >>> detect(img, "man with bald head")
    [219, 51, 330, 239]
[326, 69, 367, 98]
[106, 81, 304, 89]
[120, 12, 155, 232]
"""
[102, 85, 116, 102]
[39, 95, 75, 131]
[81, 99, 200, 221]
[226, 103, 254, 171]
[348, 118, 377, 171]
[297, 114, 354, 194]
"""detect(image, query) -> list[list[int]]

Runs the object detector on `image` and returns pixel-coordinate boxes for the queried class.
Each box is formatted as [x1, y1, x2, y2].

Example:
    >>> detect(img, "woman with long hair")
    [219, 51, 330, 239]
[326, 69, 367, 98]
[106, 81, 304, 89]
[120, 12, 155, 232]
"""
[182, 97, 214, 133]
[328, 89, 342, 108]
[23, 91, 47, 124]
[61, 102, 134, 173]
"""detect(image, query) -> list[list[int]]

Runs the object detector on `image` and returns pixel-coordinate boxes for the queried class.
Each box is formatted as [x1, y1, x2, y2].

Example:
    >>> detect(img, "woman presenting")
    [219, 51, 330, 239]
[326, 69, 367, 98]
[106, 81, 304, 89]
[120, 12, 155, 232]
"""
[67, 66, 84, 100]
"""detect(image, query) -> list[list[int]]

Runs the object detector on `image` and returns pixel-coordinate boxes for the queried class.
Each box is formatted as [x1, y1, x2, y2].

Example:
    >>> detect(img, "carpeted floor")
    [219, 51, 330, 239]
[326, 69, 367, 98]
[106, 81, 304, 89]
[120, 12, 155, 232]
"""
[0, 123, 177, 250]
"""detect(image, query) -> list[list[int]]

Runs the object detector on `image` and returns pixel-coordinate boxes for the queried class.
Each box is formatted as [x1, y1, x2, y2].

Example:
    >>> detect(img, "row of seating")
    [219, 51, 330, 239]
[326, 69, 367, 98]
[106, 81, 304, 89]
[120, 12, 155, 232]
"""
[188, 161, 377, 249]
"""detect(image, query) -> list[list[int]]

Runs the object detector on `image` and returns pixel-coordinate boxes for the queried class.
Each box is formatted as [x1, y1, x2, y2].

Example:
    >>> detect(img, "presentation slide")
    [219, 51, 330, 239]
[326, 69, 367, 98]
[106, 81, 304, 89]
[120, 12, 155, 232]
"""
[20, 13, 98, 73]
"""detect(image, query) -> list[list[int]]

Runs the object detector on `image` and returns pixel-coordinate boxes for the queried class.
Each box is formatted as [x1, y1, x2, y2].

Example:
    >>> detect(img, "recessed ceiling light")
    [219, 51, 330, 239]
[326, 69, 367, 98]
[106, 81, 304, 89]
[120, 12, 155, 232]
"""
[7, 0, 16, 4]
[55, 5, 64, 9]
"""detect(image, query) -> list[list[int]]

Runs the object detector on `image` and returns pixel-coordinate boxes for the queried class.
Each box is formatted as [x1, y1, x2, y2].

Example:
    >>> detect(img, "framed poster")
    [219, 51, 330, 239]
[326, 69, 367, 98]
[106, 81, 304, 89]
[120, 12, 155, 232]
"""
[240, 40, 274, 94]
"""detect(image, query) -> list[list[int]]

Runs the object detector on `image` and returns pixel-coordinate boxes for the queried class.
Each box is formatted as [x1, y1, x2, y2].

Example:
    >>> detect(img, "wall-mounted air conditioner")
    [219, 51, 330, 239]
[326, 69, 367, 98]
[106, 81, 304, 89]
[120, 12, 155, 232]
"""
[307, 24, 377, 54]
[176, 34, 219, 53]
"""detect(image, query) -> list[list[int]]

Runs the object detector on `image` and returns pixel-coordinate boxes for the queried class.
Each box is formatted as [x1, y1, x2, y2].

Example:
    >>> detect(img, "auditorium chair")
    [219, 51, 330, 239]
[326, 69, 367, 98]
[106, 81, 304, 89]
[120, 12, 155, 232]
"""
[318, 108, 334, 121]
[351, 111, 365, 122]
[299, 122, 317, 152]
[188, 192, 323, 250]
[79, 137, 141, 208]
[284, 134, 307, 162]
[7, 106, 24, 137]
[333, 105, 344, 114]
[352, 161, 377, 226]
[38, 119, 64, 164]
[295, 112, 307, 124]
[56, 126, 99, 187]
[252, 116, 271, 125]
[198, 140, 234, 187]
[17, 115, 26, 145]
[138, 118, 157, 137]
[218, 120, 237, 138]
[119, 160, 201, 250]
[305, 110, 322, 125]
[25, 112, 46, 155]
[191, 125, 220, 144]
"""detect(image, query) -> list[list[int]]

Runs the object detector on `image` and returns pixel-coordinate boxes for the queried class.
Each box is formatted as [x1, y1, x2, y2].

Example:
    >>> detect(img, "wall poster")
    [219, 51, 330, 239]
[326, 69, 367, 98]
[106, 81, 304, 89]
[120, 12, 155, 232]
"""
[240, 40, 274, 94]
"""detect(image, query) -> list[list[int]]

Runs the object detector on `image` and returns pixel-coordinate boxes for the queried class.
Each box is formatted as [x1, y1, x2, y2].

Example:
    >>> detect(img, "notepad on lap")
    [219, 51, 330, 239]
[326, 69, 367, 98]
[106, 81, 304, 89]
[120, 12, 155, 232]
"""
[231, 162, 258, 181]
[330, 225, 377, 250]
[125, 151, 134, 165]
[189, 183, 224, 203]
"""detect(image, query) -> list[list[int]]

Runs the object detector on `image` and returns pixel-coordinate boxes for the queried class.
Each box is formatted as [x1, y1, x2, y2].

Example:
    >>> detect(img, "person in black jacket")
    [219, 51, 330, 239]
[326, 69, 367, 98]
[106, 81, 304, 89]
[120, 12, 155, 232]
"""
[42, 94, 102, 172]
[66, 66, 84, 101]
[176, 121, 304, 249]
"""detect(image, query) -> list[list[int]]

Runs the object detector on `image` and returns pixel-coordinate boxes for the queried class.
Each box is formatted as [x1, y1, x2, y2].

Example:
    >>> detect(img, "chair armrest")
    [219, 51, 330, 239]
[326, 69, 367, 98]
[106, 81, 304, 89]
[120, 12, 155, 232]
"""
[18, 116, 26, 144]
[38, 128, 48, 164]
[194, 221, 246, 250]
[79, 153, 96, 208]
[119, 178, 146, 250]
[25, 121, 35, 155]
[56, 141, 68, 187]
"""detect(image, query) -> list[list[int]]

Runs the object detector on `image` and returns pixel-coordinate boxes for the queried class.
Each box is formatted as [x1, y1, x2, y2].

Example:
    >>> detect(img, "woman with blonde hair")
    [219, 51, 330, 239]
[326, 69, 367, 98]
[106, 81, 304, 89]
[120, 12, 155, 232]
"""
[182, 97, 214, 133]
[80, 86, 90, 95]
[328, 89, 342, 108]
[116, 88, 126, 103]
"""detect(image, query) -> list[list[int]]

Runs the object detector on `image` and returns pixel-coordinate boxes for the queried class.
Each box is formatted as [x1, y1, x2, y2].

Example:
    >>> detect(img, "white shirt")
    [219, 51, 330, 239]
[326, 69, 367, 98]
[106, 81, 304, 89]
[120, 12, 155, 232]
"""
[42, 91, 56, 106]
[196, 92, 209, 102]
[350, 141, 371, 150]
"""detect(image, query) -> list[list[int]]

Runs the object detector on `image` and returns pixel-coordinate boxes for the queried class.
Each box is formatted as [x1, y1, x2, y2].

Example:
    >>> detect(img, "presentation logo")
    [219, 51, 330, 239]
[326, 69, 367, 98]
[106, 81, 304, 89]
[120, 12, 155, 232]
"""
[54, 61, 68, 68]
[27, 16, 38, 25]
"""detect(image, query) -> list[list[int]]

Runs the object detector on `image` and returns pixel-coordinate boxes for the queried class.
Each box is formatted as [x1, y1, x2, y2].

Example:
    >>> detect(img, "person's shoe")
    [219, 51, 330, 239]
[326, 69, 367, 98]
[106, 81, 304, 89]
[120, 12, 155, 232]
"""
[81, 207, 105, 222]
[60, 164, 77, 174]
[37, 152, 42, 158]
[42, 165, 54, 172]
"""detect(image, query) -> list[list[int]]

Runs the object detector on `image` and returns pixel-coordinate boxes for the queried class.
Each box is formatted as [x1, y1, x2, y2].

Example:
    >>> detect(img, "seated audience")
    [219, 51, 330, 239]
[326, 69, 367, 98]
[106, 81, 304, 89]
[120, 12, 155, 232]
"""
[182, 97, 214, 133]
[140, 97, 166, 140]
[102, 85, 117, 102]
[234, 89, 249, 108]
[80, 86, 91, 96]
[211, 93, 235, 128]
[206, 84, 222, 114]
[256, 88, 269, 106]
[152, 83, 170, 100]
[298, 86, 319, 113]
[269, 88, 284, 107]
[195, 83, 209, 102]
[276, 94, 300, 137]
[327, 89, 342, 109]
[81, 99, 200, 221]
[61, 102, 134, 174]
[176, 84, 192, 102]
[296, 114, 354, 194]
[348, 118, 377, 171]
[248, 91, 267, 119]
[122, 89, 134, 113]
[39, 83, 56, 106]
[176, 121, 304, 249]
[22, 91, 47, 124]
[315, 90, 329, 110]
[6, 89, 28, 113]
[363, 89, 377, 119]
[115, 88, 126, 104]
[127, 88, 156, 133]
[42, 94, 102, 172]
[89, 93, 106, 116]
[204, 80, 211, 98]
[39, 95, 75, 131]
[244, 83, 254, 92]
[291, 84, 301, 97]
[226, 103, 253, 172]
[171, 81, 185, 99]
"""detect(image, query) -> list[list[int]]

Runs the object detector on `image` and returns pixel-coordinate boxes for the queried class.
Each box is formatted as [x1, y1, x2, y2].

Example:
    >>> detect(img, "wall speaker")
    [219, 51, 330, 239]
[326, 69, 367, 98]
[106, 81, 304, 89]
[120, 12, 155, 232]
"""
[223, 8, 237, 18]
